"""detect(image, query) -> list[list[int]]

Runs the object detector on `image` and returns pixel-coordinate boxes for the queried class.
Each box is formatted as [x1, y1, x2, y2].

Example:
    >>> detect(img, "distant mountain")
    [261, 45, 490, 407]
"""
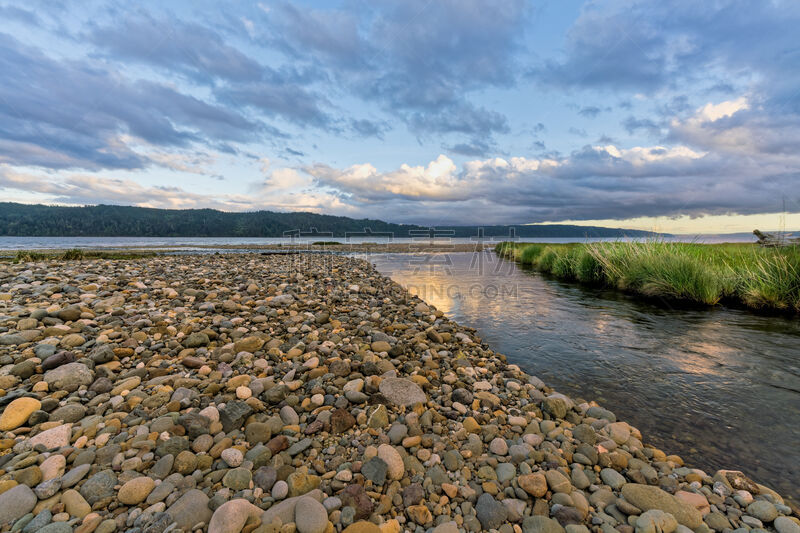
[0, 203, 660, 238]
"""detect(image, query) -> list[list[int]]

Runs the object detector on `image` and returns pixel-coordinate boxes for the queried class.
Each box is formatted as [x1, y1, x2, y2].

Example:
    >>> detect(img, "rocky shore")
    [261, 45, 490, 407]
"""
[0, 254, 796, 533]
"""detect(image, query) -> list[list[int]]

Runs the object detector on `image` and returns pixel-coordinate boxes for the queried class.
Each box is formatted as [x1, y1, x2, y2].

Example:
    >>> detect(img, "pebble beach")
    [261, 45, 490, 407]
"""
[0, 254, 796, 533]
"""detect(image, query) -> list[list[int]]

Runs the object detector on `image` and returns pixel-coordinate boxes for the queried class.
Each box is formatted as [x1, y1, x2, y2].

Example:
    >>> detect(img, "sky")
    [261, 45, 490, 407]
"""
[0, 0, 799, 233]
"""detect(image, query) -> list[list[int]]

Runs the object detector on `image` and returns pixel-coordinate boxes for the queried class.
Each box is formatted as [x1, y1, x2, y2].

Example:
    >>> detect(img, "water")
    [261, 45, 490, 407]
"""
[0, 234, 757, 250]
[371, 251, 800, 502]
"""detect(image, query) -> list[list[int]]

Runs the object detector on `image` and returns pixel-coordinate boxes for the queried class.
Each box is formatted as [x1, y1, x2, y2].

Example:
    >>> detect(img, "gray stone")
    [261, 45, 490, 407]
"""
[43, 362, 93, 392]
[279, 405, 300, 425]
[261, 489, 324, 525]
[622, 484, 702, 529]
[387, 424, 408, 444]
[222, 468, 252, 490]
[476, 493, 508, 530]
[166, 489, 212, 530]
[80, 469, 117, 504]
[523, 515, 566, 533]
[747, 501, 778, 523]
[775, 517, 800, 533]
[183, 332, 209, 347]
[378, 377, 426, 407]
[572, 424, 597, 445]
[89, 344, 115, 364]
[361, 457, 388, 485]
[0, 334, 25, 345]
[33, 478, 61, 499]
[36, 523, 72, 533]
[254, 466, 278, 492]
[636, 510, 678, 533]
[22, 509, 51, 533]
[0, 484, 36, 525]
[295, 496, 328, 533]
[49, 404, 86, 423]
[60, 463, 91, 488]
[496, 463, 516, 483]
[600, 468, 627, 490]
[219, 401, 253, 433]
[287, 437, 312, 456]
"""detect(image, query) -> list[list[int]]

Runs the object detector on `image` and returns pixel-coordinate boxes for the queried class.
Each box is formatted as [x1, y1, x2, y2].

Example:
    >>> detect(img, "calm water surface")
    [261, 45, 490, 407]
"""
[372, 251, 800, 502]
[0, 234, 756, 250]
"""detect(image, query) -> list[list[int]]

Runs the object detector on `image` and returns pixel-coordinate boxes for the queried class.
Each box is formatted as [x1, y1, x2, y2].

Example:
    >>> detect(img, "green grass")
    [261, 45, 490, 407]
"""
[496, 240, 800, 312]
[3, 249, 157, 263]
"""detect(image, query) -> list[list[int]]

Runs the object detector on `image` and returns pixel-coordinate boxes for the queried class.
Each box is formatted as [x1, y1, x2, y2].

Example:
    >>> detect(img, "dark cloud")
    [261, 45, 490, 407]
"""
[409, 102, 509, 137]
[533, 1, 800, 108]
[446, 140, 493, 157]
[269, 3, 368, 70]
[89, 12, 264, 82]
[578, 106, 602, 118]
[270, 0, 528, 143]
[350, 119, 391, 139]
[218, 81, 333, 129]
[89, 11, 337, 132]
[0, 5, 39, 26]
[0, 32, 259, 170]
[622, 116, 663, 137]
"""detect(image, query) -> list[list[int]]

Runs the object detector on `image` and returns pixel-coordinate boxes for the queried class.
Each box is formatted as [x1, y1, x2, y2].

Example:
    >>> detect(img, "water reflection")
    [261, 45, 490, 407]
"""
[371, 251, 800, 502]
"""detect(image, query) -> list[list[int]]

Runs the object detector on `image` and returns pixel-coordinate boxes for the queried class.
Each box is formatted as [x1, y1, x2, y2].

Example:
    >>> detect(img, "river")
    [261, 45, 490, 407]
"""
[371, 251, 800, 502]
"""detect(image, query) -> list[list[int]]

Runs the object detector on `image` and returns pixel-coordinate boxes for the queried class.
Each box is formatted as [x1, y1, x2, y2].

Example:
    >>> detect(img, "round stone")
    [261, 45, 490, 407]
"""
[272, 480, 288, 499]
[221, 448, 244, 467]
[43, 362, 93, 392]
[378, 377, 426, 407]
[747, 500, 778, 522]
[39, 454, 66, 481]
[775, 517, 800, 533]
[489, 437, 508, 455]
[222, 468, 251, 490]
[0, 484, 36, 525]
[0, 397, 41, 431]
[118, 477, 155, 505]
[295, 496, 328, 533]
[208, 498, 263, 533]
[377, 444, 404, 480]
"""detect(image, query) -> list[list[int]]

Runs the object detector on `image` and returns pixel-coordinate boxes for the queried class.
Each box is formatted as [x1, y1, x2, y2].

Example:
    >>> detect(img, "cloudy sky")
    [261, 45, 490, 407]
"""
[1, 0, 799, 233]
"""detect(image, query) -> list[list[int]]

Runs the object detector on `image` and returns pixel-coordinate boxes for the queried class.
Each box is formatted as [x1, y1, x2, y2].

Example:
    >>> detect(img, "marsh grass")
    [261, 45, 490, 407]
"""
[496, 240, 800, 312]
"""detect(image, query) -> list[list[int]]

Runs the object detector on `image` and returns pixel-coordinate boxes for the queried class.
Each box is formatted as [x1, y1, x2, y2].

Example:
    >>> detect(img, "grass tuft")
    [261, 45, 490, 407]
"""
[496, 240, 800, 312]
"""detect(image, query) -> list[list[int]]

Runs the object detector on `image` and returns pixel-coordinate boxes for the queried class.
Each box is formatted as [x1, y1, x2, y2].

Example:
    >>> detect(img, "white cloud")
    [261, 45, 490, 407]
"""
[696, 97, 749, 122]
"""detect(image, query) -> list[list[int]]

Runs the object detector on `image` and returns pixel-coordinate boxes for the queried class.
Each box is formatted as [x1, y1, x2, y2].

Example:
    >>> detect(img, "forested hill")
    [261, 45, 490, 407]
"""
[0, 203, 659, 238]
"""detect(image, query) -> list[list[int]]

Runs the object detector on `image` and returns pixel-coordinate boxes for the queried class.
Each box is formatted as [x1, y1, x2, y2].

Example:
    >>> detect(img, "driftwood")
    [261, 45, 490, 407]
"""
[754, 229, 800, 247]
